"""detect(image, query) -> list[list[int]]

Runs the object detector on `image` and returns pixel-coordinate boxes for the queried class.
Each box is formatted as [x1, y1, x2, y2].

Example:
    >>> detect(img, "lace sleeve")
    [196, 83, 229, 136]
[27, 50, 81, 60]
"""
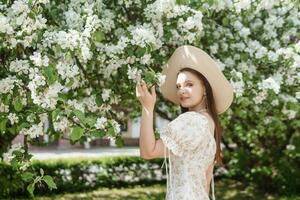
[160, 111, 211, 157]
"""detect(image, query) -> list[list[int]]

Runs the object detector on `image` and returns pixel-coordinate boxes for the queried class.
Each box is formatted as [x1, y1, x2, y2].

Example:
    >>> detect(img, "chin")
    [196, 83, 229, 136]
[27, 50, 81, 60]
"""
[180, 102, 192, 108]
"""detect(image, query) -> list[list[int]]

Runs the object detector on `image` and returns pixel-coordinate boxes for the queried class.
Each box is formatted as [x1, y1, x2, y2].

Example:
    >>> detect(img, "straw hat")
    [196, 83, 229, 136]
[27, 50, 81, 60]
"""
[160, 45, 234, 115]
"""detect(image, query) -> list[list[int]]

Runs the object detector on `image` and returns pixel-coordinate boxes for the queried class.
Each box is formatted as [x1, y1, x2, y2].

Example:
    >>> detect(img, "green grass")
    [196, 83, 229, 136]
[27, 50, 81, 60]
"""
[36, 179, 300, 200]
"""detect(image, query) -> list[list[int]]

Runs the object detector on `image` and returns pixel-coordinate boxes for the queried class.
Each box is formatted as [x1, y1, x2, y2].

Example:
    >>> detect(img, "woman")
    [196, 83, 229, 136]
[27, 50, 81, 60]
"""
[136, 45, 234, 200]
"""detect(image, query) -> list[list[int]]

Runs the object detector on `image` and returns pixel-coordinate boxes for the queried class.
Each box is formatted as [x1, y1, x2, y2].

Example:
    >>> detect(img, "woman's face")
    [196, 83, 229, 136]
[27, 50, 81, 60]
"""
[176, 71, 206, 109]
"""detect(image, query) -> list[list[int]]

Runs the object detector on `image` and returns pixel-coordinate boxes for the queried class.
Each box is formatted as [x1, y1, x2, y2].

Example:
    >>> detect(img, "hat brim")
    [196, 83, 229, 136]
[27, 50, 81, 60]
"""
[160, 45, 234, 115]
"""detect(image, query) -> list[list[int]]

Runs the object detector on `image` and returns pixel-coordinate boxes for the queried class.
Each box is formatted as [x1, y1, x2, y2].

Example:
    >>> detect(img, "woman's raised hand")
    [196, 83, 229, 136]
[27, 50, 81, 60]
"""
[135, 79, 156, 111]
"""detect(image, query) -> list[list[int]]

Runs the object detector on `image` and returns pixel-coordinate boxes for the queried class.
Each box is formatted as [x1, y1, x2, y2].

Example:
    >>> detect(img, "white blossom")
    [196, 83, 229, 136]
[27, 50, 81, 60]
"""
[56, 60, 80, 80]
[0, 15, 13, 34]
[127, 66, 142, 82]
[253, 90, 267, 104]
[0, 76, 21, 94]
[295, 91, 300, 100]
[82, 173, 97, 186]
[95, 117, 107, 130]
[259, 77, 280, 94]
[64, 9, 84, 29]
[9, 59, 30, 75]
[101, 89, 111, 102]
[56, 169, 72, 182]
[156, 73, 166, 87]
[231, 80, 245, 97]
[53, 117, 69, 132]
[81, 43, 92, 62]
[112, 120, 121, 134]
[234, 0, 251, 13]
[8, 113, 19, 125]
[295, 41, 300, 53]
[179, 12, 203, 33]
[67, 99, 85, 113]
[267, 51, 279, 62]
[31, 82, 64, 109]
[129, 25, 157, 48]
[140, 54, 153, 65]
[30, 52, 49, 67]
[286, 144, 295, 151]
[0, 102, 9, 113]
[210, 44, 219, 54]
[2, 143, 24, 164]
[20, 122, 44, 139]
[99, 9, 115, 32]
[282, 109, 297, 120]
[271, 99, 279, 106]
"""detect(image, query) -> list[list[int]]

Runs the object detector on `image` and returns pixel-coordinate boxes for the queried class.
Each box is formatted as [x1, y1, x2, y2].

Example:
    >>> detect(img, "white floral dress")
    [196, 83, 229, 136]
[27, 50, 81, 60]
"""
[160, 111, 217, 200]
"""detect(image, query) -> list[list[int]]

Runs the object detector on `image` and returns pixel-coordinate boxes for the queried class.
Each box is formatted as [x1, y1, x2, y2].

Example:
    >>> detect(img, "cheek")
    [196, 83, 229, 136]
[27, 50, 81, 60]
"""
[185, 88, 193, 93]
[190, 87, 203, 100]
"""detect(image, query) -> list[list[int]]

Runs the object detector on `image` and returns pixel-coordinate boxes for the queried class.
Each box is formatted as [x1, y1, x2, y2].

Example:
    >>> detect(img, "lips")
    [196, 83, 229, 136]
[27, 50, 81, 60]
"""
[180, 97, 189, 101]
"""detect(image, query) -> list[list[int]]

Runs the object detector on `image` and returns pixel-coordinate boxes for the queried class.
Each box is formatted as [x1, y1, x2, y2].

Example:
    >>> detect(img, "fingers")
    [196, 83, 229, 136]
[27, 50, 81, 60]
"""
[140, 79, 147, 91]
[136, 81, 143, 98]
[136, 79, 156, 98]
[151, 85, 156, 96]
[135, 84, 140, 97]
[136, 75, 141, 84]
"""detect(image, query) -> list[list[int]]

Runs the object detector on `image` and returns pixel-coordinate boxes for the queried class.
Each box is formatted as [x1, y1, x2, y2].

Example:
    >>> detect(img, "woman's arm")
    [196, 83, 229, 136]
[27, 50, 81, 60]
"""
[205, 162, 214, 194]
[139, 107, 172, 159]
[139, 107, 156, 158]
[136, 79, 172, 159]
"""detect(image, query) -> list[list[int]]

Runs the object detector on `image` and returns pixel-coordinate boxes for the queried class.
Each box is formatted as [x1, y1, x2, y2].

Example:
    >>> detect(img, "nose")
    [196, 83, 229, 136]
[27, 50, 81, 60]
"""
[178, 88, 186, 95]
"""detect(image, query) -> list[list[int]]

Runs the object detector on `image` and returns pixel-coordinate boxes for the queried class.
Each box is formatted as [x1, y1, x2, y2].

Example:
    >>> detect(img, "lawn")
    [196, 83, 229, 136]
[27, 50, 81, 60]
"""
[36, 179, 300, 200]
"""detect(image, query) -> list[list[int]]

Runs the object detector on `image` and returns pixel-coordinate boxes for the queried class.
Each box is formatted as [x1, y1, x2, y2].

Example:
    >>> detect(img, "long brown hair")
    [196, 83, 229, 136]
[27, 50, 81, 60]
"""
[178, 68, 224, 167]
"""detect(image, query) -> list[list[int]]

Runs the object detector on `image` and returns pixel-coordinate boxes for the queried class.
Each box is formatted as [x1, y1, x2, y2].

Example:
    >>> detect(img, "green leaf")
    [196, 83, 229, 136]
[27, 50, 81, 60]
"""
[240, 53, 248, 61]
[13, 96, 23, 112]
[28, 0, 33, 6]
[3, 95, 11, 105]
[84, 117, 97, 127]
[10, 158, 19, 170]
[22, 172, 34, 182]
[115, 136, 124, 147]
[73, 109, 85, 122]
[27, 183, 35, 196]
[222, 18, 230, 26]
[8, 126, 17, 134]
[176, 0, 189, 5]
[28, 11, 35, 19]
[17, 122, 30, 132]
[146, 42, 154, 52]
[43, 175, 57, 190]
[70, 126, 84, 142]
[94, 30, 105, 42]
[107, 126, 115, 136]
[65, 78, 74, 87]
[95, 95, 103, 106]
[57, 93, 68, 102]
[51, 109, 61, 121]
[43, 65, 57, 85]
[91, 130, 105, 138]
[207, 0, 215, 6]
[135, 47, 146, 58]
[127, 47, 134, 56]
[0, 118, 8, 132]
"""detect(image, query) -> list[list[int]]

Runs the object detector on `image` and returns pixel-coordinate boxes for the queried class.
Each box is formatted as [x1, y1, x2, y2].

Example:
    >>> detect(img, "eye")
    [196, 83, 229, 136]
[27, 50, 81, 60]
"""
[187, 83, 193, 87]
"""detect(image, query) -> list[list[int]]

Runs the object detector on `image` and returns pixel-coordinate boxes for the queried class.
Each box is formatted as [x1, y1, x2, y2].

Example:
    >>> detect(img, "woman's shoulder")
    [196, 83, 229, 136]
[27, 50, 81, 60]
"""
[178, 111, 207, 119]
[171, 111, 208, 125]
